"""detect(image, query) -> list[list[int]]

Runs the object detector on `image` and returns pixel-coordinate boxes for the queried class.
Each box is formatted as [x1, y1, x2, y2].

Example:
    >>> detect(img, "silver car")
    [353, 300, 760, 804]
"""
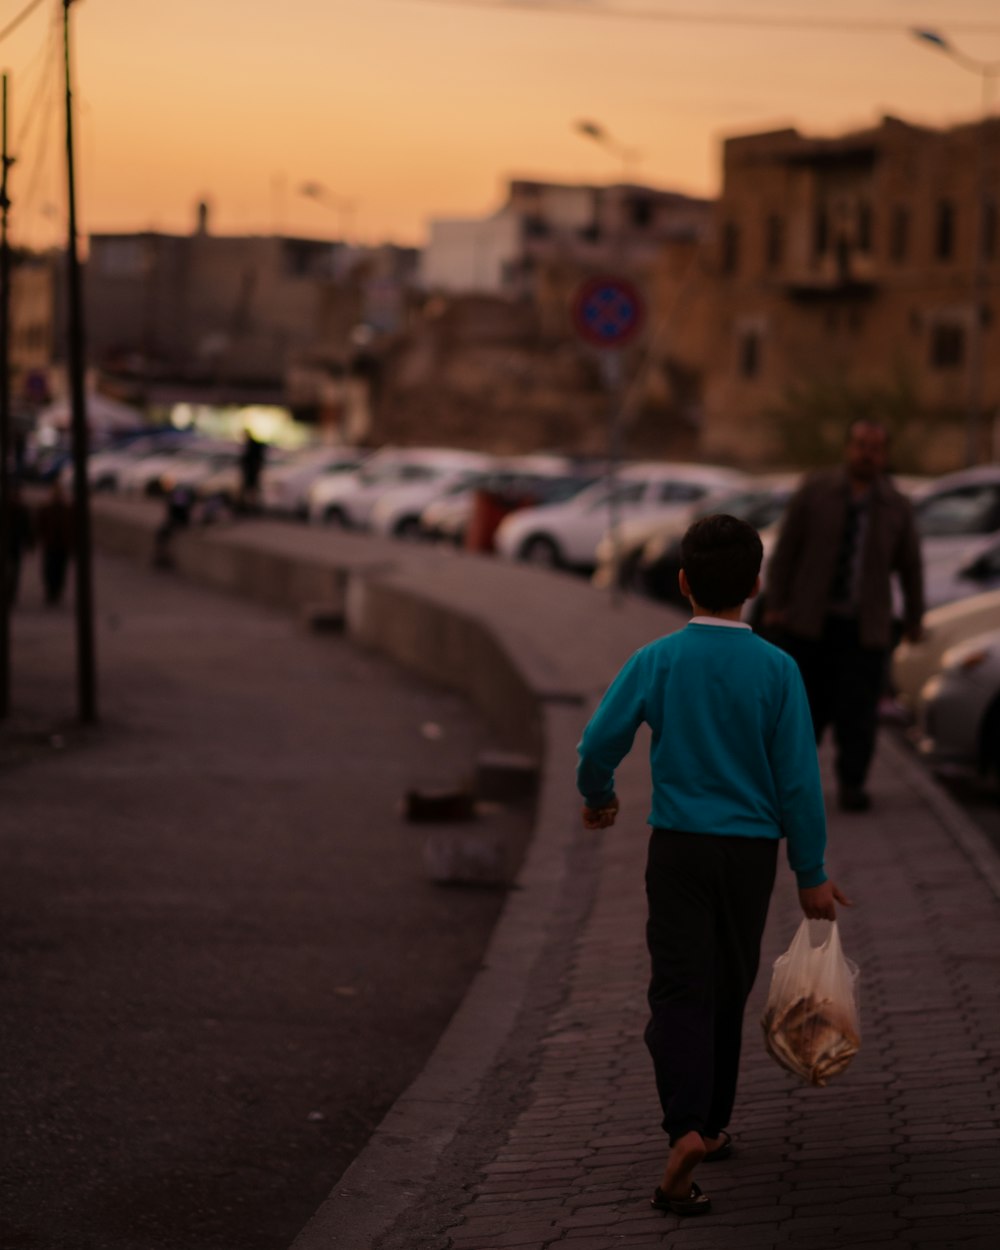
[916, 625, 1000, 778]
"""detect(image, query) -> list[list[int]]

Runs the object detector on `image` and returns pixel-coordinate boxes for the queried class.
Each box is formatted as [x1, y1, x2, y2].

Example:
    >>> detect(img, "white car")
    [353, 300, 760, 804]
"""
[915, 625, 1000, 778]
[494, 462, 748, 571]
[70, 431, 194, 492]
[913, 465, 1000, 565]
[261, 447, 366, 517]
[154, 444, 244, 495]
[418, 456, 589, 545]
[307, 448, 492, 528]
[892, 588, 1000, 714]
[593, 476, 795, 595]
[118, 439, 236, 495]
[369, 464, 498, 539]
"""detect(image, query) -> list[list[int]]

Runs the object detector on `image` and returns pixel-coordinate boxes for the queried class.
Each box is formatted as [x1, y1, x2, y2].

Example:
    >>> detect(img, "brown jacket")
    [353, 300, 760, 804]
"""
[765, 467, 924, 649]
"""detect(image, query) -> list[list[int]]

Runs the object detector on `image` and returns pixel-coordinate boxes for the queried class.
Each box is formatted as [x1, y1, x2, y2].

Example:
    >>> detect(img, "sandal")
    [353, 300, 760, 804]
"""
[703, 1130, 732, 1163]
[650, 1181, 712, 1216]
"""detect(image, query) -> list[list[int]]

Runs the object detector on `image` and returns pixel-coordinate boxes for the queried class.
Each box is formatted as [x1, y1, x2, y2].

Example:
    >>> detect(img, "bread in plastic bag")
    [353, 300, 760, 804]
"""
[761, 918, 860, 1086]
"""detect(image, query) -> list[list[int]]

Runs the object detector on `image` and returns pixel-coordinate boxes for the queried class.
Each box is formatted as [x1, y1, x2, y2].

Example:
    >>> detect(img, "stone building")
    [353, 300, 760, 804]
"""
[421, 177, 711, 301]
[698, 115, 1000, 469]
[6, 251, 58, 411]
[82, 203, 416, 426]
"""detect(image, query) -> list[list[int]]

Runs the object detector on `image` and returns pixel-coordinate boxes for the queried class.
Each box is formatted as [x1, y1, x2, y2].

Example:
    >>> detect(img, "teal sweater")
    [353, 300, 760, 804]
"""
[577, 621, 827, 889]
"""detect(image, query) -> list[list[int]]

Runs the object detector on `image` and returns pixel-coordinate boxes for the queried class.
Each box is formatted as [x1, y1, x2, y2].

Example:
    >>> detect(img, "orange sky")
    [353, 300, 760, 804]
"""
[2, 0, 999, 249]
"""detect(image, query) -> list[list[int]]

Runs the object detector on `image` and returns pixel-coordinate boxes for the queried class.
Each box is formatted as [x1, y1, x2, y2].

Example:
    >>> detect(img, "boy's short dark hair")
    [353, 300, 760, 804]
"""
[680, 514, 763, 610]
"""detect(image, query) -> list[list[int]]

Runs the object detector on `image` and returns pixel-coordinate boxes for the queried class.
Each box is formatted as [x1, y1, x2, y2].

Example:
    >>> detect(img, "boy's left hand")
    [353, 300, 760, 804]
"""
[582, 797, 619, 829]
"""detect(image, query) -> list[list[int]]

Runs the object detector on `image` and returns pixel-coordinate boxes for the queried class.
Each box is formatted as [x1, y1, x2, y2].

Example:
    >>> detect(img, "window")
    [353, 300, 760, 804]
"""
[739, 330, 761, 378]
[655, 482, 709, 504]
[765, 215, 784, 270]
[935, 201, 956, 261]
[857, 201, 872, 253]
[585, 482, 645, 511]
[930, 322, 965, 369]
[721, 223, 740, 275]
[917, 486, 1000, 537]
[890, 207, 910, 264]
[983, 200, 998, 261]
[631, 197, 654, 228]
[95, 239, 147, 277]
[813, 205, 829, 257]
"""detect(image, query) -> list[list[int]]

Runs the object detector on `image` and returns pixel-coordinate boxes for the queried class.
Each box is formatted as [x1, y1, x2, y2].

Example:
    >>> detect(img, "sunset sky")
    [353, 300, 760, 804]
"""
[2, 0, 999, 249]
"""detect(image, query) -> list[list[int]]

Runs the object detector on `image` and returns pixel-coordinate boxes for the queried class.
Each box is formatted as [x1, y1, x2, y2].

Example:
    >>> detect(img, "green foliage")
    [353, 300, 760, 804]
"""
[766, 370, 927, 471]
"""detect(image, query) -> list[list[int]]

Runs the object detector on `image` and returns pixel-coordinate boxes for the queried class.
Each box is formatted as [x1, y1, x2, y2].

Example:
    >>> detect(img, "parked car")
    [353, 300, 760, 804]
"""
[369, 460, 500, 539]
[118, 439, 236, 495]
[419, 456, 593, 546]
[913, 465, 1000, 561]
[914, 625, 1000, 778]
[306, 447, 492, 528]
[63, 429, 194, 492]
[919, 530, 1000, 610]
[892, 587, 1000, 714]
[152, 444, 244, 496]
[594, 476, 795, 599]
[260, 446, 367, 517]
[494, 463, 748, 572]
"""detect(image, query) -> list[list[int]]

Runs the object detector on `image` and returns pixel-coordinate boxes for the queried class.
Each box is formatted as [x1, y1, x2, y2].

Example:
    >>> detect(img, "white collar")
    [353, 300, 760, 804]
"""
[689, 616, 752, 630]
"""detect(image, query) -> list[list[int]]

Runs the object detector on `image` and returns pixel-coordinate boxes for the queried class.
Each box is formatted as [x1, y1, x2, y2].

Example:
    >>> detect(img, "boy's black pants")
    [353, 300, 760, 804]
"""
[644, 829, 778, 1143]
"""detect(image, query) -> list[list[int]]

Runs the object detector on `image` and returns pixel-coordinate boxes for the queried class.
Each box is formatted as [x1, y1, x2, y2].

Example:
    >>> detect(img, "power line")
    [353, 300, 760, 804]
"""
[13, 4, 60, 154]
[13, 8, 62, 247]
[399, 0, 1000, 36]
[0, 0, 49, 45]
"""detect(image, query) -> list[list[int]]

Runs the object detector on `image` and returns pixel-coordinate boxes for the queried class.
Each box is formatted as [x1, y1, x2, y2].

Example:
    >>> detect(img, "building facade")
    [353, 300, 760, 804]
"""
[699, 115, 1000, 468]
[421, 177, 712, 300]
[82, 203, 418, 424]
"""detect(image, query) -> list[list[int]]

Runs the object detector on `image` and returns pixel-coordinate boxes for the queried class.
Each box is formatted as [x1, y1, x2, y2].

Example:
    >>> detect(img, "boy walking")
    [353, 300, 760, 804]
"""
[577, 515, 848, 1217]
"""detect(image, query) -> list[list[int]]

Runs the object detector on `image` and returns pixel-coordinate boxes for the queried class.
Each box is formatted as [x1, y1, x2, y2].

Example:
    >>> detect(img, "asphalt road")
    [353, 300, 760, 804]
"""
[0, 550, 530, 1250]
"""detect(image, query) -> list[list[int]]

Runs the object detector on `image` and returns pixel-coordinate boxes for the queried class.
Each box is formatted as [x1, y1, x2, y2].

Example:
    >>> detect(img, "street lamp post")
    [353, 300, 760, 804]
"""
[574, 119, 641, 183]
[299, 181, 356, 245]
[912, 28, 1000, 466]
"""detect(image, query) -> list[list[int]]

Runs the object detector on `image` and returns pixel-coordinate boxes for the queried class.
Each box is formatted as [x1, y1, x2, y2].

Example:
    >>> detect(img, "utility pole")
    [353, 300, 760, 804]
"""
[63, 0, 96, 722]
[0, 73, 12, 719]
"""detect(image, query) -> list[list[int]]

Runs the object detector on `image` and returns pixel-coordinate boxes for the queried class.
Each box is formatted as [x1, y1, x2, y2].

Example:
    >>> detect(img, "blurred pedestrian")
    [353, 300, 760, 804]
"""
[4, 481, 34, 606]
[238, 429, 266, 513]
[577, 515, 848, 1219]
[35, 480, 75, 605]
[763, 419, 924, 811]
[152, 477, 194, 569]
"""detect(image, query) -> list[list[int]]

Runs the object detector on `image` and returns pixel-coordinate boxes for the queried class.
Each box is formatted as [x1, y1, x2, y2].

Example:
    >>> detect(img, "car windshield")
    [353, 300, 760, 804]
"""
[695, 489, 789, 530]
[917, 486, 1000, 537]
[585, 481, 647, 510]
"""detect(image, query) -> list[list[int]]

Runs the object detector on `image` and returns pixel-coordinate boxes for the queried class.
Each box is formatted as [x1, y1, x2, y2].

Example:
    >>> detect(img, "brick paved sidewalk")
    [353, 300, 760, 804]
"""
[377, 733, 1000, 1250]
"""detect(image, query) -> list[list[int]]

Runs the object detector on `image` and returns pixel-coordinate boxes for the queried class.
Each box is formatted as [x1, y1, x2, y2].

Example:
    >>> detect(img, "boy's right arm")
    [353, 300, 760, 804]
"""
[576, 651, 647, 820]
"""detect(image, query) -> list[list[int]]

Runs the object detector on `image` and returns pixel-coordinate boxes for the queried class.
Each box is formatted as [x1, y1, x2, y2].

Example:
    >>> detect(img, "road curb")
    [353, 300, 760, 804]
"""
[880, 730, 1000, 904]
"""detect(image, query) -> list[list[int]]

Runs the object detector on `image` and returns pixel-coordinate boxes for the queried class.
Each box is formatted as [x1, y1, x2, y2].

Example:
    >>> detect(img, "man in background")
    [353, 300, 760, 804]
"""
[763, 420, 924, 812]
[36, 481, 75, 606]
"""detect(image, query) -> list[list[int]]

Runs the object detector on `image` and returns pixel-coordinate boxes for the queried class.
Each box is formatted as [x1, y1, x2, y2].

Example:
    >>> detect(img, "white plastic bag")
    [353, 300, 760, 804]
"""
[761, 918, 861, 1086]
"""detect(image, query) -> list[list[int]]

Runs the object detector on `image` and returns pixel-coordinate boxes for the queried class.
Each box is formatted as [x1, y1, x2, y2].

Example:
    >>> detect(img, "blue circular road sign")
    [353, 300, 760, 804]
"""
[571, 276, 644, 348]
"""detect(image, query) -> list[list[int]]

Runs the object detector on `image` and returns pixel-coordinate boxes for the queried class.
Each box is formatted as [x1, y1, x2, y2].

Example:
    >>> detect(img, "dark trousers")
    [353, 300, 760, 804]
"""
[644, 830, 777, 1143]
[42, 548, 70, 604]
[779, 617, 886, 791]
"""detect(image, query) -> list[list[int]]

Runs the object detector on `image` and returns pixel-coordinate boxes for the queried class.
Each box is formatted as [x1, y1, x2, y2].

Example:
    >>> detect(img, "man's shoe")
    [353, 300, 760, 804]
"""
[839, 786, 871, 812]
